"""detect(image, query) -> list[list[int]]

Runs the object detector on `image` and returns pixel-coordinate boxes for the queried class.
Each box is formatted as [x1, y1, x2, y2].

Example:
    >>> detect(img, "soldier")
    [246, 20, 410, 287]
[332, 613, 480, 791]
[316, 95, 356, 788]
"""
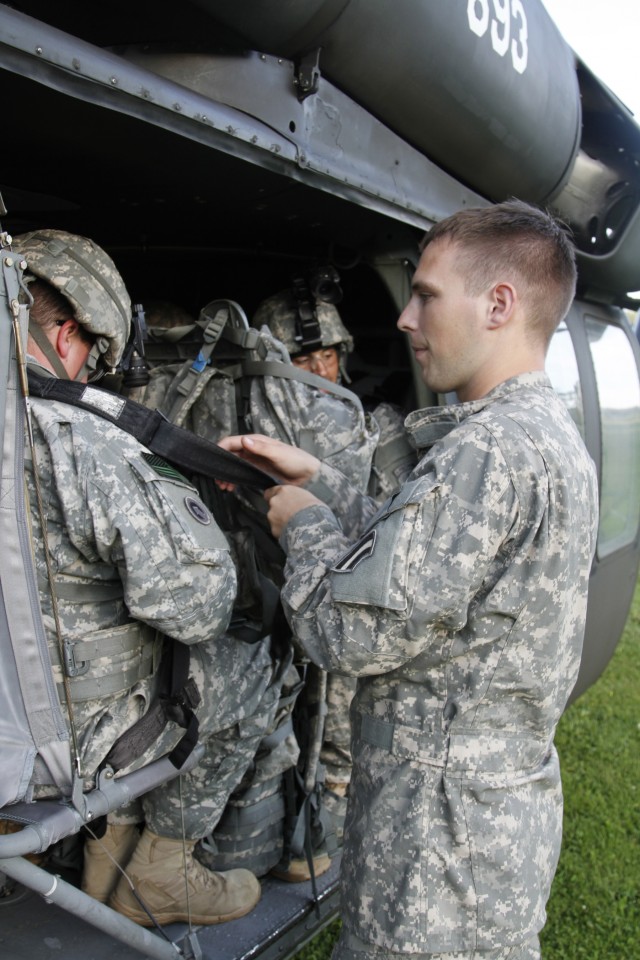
[18, 228, 286, 927]
[129, 289, 382, 878]
[252, 286, 418, 824]
[253, 287, 417, 501]
[220, 200, 599, 959]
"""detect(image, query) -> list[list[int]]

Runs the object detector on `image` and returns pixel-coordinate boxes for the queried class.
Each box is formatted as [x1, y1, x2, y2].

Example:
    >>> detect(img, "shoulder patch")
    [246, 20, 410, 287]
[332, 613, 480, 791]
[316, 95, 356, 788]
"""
[142, 452, 191, 485]
[332, 530, 376, 573]
[184, 495, 212, 525]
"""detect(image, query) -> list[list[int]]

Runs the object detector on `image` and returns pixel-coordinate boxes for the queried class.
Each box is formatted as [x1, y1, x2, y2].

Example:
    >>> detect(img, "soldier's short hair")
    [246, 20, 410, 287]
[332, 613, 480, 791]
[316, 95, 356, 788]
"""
[28, 279, 95, 346]
[422, 200, 577, 345]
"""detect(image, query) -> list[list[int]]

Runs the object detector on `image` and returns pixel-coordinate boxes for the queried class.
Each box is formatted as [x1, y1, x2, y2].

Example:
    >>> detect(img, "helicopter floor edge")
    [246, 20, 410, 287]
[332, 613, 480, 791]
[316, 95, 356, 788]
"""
[0, 850, 342, 960]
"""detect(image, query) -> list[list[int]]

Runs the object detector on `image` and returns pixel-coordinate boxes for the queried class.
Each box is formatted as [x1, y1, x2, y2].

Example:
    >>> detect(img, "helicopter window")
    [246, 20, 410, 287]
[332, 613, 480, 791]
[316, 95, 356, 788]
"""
[585, 318, 640, 557]
[546, 322, 585, 439]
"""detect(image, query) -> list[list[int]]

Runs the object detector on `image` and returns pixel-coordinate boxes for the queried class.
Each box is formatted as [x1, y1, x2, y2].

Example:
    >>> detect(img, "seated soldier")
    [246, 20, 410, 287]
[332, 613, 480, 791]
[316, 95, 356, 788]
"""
[17, 228, 287, 927]
[130, 288, 382, 882]
[252, 284, 418, 831]
[252, 284, 418, 501]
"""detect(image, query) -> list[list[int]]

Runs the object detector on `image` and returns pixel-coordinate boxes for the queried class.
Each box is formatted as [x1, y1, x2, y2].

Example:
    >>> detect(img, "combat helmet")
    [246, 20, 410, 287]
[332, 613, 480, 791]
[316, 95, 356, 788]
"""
[253, 288, 354, 381]
[16, 228, 131, 379]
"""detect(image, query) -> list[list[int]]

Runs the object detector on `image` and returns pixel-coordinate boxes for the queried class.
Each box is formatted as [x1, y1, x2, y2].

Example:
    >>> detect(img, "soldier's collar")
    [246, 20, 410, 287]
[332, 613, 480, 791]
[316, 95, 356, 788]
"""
[406, 371, 552, 449]
[26, 356, 56, 379]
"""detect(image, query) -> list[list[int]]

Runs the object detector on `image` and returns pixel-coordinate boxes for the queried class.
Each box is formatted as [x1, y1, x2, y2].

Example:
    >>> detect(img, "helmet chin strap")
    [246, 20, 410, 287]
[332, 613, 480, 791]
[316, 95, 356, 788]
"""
[78, 335, 110, 383]
[29, 323, 110, 382]
[28, 322, 71, 380]
[338, 342, 351, 384]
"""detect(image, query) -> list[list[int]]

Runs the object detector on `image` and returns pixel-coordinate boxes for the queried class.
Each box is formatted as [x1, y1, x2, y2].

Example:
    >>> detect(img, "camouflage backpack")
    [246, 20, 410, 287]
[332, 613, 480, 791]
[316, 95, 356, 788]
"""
[132, 299, 378, 875]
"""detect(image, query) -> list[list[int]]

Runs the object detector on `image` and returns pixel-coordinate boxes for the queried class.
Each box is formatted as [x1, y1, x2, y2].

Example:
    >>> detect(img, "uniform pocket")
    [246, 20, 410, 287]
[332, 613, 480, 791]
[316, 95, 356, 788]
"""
[456, 749, 562, 948]
[341, 735, 438, 948]
[329, 476, 438, 611]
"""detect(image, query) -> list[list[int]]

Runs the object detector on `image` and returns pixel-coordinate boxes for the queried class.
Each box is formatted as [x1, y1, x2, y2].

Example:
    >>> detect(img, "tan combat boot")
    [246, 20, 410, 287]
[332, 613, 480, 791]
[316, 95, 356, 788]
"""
[109, 827, 261, 926]
[270, 850, 332, 883]
[82, 823, 140, 903]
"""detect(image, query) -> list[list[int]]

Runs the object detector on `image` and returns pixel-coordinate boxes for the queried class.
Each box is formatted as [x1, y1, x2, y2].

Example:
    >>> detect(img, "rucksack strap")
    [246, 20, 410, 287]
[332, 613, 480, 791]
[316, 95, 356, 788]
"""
[0, 248, 74, 804]
[27, 370, 276, 491]
[161, 304, 232, 424]
[241, 359, 364, 409]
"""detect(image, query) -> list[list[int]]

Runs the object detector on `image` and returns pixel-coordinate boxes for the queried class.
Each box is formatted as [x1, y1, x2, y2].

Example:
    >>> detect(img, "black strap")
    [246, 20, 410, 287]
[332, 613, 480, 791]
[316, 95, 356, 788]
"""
[102, 641, 201, 773]
[27, 371, 277, 492]
[166, 641, 201, 769]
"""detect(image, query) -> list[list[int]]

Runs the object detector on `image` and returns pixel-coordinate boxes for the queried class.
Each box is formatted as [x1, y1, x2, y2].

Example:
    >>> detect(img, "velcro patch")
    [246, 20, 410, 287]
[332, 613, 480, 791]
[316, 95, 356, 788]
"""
[142, 452, 191, 485]
[332, 530, 376, 573]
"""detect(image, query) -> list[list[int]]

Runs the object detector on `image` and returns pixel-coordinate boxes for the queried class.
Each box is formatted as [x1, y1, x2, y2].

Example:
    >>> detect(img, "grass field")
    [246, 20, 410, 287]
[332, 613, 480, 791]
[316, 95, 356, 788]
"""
[295, 577, 640, 960]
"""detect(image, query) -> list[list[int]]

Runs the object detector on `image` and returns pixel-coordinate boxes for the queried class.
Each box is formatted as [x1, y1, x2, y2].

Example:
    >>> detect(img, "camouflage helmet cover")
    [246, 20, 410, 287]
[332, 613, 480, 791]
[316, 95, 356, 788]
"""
[252, 289, 354, 356]
[15, 228, 131, 368]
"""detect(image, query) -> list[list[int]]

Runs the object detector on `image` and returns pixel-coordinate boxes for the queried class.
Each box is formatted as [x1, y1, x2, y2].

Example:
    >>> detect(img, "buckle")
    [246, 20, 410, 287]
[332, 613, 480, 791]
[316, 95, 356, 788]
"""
[63, 640, 90, 678]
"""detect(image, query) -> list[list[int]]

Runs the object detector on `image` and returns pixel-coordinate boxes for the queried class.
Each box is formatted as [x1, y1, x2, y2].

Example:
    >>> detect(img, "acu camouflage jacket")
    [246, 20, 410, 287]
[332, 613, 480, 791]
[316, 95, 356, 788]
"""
[25, 372, 239, 783]
[279, 372, 598, 953]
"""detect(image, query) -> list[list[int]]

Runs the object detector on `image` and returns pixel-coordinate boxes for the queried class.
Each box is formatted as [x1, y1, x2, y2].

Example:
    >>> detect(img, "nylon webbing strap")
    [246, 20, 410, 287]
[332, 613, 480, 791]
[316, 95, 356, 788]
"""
[56, 645, 155, 703]
[37, 575, 123, 603]
[0, 250, 74, 803]
[163, 307, 229, 424]
[167, 640, 200, 769]
[27, 371, 277, 491]
[241, 359, 364, 409]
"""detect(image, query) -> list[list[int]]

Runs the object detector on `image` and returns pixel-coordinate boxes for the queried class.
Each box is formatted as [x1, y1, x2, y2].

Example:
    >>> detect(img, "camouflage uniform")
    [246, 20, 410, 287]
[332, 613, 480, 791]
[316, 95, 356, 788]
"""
[26, 375, 284, 838]
[253, 291, 415, 500]
[136, 313, 378, 864]
[277, 373, 598, 955]
[141, 325, 378, 492]
[367, 400, 417, 502]
[335, 928, 541, 960]
[253, 294, 417, 791]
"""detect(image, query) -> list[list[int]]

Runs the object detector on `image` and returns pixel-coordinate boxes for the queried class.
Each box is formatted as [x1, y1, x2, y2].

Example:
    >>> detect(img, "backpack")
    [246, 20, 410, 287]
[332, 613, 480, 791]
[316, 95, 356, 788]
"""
[130, 299, 379, 875]
[137, 299, 379, 488]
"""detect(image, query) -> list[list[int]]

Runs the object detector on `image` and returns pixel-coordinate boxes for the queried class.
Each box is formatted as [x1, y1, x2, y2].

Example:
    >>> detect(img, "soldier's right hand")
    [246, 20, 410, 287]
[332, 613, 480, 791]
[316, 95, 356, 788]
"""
[264, 484, 323, 538]
[217, 434, 320, 489]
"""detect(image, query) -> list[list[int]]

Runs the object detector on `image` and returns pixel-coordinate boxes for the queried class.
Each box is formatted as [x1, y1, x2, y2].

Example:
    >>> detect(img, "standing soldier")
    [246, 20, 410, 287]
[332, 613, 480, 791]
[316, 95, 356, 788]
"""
[222, 201, 599, 960]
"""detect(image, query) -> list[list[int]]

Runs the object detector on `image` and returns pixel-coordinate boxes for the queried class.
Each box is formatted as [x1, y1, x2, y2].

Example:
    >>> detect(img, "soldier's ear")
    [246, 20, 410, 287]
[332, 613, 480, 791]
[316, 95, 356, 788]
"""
[486, 281, 516, 330]
[55, 319, 80, 358]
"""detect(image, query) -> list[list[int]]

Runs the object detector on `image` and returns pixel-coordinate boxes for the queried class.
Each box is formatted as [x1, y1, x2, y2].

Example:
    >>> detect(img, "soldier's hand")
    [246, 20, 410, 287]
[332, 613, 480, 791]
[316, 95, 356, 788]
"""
[264, 485, 322, 538]
[217, 434, 321, 489]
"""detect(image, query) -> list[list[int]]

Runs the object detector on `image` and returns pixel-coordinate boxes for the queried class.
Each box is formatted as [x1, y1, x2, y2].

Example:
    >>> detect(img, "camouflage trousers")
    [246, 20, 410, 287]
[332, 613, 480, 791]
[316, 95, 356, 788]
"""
[109, 634, 288, 840]
[332, 929, 541, 960]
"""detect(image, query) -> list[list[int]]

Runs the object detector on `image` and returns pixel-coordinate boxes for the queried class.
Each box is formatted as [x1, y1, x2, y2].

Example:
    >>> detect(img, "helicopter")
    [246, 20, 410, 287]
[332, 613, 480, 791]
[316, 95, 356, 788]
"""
[0, 1, 639, 958]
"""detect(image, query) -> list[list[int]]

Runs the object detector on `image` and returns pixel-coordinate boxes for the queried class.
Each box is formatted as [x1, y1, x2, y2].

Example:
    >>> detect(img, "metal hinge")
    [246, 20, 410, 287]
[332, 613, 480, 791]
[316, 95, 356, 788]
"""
[295, 48, 321, 100]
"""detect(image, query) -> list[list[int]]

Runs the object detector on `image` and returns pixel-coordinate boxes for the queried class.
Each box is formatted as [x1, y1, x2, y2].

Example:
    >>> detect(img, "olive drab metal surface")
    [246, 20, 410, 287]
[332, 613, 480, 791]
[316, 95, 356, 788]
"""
[192, 0, 581, 204]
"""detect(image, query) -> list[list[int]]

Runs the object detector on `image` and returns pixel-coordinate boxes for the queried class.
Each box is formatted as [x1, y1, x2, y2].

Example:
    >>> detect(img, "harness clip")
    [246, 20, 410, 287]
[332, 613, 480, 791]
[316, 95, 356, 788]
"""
[63, 639, 90, 678]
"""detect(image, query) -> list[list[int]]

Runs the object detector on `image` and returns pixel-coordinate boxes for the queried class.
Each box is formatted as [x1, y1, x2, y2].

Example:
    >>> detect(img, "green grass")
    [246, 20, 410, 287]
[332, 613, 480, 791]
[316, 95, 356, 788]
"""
[541, 577, 640, 959]
[295, 578, 640, 960]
